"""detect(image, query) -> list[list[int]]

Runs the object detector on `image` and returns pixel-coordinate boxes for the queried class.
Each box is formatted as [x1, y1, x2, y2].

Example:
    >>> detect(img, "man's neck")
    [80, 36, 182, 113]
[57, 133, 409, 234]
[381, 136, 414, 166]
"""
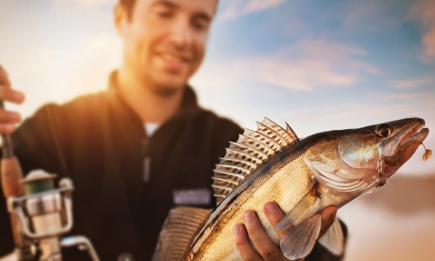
[117, 69, 183, 124]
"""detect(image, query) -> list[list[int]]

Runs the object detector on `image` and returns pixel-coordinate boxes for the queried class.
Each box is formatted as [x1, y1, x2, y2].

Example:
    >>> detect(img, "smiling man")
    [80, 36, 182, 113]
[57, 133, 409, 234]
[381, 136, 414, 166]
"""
[0, 0, 342, 260]
[115, 0, 214, 124]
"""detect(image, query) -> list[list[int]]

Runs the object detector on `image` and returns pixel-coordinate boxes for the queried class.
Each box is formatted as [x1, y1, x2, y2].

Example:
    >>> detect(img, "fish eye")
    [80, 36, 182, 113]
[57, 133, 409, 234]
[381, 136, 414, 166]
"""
[375, 124, 393, 138]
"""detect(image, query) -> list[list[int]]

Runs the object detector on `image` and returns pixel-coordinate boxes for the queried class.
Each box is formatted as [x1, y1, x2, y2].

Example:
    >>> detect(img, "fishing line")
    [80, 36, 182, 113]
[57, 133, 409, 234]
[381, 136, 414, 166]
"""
[23, 0, 71, 179]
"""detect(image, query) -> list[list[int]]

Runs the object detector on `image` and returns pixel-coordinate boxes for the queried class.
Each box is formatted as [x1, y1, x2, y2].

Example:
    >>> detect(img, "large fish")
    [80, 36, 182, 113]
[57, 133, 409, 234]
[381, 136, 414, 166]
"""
[152, 118, 431, 261]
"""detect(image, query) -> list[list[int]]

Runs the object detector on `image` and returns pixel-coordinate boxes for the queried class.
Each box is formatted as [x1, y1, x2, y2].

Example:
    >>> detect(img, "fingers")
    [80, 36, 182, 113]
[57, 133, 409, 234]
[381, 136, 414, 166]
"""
[0, 124, 17, 134]
[233, 223, 263, 261]
[0, 64, 11, 89]
[0, 65, 24, 134]
[264, 203, 306, 261]
[319, 205, 337, 238]
[263, 202, 288, 237]
[0, 107, 22, 134]
[233, 203, 337, 261]
[242, 210, 286, 260]
[0, 65, 25, 104]
[0, 86, 25, 104]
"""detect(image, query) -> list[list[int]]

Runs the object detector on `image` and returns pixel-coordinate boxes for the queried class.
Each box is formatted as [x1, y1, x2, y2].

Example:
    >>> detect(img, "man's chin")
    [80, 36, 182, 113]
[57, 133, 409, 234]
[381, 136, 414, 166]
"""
[151, 78, 186, 97]
[153, 86, 181, 97]
[142, 71, 189, 97]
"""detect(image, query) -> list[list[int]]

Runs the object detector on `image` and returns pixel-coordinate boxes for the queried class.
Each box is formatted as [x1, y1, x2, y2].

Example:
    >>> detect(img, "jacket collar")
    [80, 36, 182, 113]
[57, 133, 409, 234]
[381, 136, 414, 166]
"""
[107, 70, 201, 124]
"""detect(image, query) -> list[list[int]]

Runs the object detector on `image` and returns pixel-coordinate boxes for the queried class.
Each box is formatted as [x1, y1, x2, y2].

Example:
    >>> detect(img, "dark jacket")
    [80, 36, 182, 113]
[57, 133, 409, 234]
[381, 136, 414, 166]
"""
[0, 73, 242, 260]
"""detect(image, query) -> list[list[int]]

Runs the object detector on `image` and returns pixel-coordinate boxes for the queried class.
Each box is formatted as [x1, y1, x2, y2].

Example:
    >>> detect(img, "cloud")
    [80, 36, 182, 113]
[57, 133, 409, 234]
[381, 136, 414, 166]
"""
[409, 0, 435, 63]
[378, 93, 421, 101]
[338, 0, 404, 31]
[194, 39, 378, 92]
[219, 0, 286, 20]
[36, 32, 122, 101]
[275, 101, 428, 139]
[49, 0, 115, 9]
[283, 102, 415, 123]
[389, 76, 434, 89]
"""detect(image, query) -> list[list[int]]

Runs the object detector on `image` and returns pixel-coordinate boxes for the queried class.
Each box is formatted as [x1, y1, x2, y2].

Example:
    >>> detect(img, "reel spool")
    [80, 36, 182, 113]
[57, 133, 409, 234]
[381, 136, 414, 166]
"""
[6, 170, 99, 261]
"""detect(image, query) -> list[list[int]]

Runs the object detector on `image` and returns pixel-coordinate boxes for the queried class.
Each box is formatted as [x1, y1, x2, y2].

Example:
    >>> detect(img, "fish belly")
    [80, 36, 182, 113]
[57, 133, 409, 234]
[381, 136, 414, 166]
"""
[190, 158, 312, 261]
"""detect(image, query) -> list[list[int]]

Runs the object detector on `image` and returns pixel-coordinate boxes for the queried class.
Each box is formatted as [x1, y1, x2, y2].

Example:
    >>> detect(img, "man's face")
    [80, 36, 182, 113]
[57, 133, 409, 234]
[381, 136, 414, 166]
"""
[117, 0, 216, 95]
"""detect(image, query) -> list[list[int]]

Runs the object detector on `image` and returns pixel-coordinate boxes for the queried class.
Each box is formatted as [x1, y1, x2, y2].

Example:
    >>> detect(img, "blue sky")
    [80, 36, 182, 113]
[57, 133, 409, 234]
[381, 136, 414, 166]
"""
[1, 0, 434, 174]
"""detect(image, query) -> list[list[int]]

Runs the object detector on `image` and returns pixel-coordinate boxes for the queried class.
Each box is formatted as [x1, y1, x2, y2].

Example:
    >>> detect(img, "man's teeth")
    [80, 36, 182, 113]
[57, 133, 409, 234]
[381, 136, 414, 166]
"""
[162, 54, 184, 62]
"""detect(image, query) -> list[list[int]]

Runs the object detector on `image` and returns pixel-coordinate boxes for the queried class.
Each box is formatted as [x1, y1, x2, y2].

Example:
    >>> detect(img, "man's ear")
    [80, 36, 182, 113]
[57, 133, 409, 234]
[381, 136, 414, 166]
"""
[114, 3, 128, 37]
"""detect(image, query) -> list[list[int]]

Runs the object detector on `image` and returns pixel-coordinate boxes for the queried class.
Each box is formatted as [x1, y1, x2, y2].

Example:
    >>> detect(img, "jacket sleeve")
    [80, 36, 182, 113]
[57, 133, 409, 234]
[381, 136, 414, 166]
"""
[12, 104, 67, 175]
[305, 220, 348, 261]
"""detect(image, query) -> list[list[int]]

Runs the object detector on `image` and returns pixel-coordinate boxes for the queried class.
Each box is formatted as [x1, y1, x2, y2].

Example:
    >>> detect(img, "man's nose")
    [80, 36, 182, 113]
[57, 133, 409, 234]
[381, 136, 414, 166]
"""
[170, 17, 193, 49]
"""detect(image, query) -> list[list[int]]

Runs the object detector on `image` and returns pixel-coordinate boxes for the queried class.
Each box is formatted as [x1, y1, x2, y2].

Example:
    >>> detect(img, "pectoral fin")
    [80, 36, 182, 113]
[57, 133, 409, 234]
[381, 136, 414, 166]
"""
[318, 217, 344, 256]
[280, 213, 322, 260]
[275, 186, 319, 231]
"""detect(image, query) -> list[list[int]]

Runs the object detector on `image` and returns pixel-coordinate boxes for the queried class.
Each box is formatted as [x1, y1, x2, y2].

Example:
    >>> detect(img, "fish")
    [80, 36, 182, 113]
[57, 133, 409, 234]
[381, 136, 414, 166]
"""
[152, 117, 431, 261]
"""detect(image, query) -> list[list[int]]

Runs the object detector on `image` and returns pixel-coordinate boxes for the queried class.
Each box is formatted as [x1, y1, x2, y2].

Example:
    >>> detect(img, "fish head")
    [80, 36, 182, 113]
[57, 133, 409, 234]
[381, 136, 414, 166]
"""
[337, 118, 429, 180]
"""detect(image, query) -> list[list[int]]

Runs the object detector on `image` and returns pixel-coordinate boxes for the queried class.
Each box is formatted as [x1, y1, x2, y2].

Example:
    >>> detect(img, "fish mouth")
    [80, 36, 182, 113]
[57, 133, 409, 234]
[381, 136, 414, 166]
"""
[400, 121, 428, 145]
[381, 120, 429, 177]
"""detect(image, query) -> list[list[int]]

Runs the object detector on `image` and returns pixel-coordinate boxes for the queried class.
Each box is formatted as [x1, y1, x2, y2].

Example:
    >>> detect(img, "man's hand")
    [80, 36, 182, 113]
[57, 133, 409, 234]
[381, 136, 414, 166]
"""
[0, 65, 25, 134]
[233, 202, 337, 261]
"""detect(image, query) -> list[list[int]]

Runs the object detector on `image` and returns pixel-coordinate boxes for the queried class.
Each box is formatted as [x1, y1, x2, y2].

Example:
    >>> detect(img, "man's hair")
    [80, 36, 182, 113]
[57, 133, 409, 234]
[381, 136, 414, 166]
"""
[119, 0, 136, 20]
[119, 0, 219, 21]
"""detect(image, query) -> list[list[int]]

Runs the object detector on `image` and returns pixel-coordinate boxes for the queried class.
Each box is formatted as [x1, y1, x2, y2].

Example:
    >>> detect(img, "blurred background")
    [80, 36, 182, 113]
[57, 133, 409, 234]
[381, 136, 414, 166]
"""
[1, 0, 434, 260]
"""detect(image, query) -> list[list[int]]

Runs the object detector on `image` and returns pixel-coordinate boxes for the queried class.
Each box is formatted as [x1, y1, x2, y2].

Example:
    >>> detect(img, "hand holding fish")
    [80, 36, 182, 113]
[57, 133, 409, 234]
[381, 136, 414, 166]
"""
[233, 203, 337, 261]
[0, 65, 25, 134]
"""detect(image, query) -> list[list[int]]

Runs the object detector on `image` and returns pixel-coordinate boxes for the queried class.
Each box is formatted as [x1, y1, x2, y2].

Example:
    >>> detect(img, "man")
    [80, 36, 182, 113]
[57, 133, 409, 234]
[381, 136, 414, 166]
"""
[0, 0, 342, 260]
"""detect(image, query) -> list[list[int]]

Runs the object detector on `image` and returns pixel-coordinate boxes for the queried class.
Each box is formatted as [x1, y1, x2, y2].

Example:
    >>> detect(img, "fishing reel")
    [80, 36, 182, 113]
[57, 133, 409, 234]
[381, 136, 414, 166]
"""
[6, 170, 100, 261]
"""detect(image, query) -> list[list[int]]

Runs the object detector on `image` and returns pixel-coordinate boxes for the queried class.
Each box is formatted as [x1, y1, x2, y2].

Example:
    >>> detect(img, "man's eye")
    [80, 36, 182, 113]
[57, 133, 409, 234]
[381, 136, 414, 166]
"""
[193, 22, 204, 30]
[192, 20, 208, 30]
[154, 7, 173, 18]
[157, 11, 172, 18]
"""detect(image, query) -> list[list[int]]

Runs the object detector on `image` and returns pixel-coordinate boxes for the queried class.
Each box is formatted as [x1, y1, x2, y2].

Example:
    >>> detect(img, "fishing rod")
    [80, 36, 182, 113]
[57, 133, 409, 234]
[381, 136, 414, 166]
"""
[0, 100, 100, 261]
[0, 100, 33, 260]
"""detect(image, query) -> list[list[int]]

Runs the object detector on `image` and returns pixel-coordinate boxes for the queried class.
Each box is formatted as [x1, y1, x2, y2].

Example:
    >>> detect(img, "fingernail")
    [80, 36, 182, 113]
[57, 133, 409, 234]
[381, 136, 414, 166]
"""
[243, 211, 254, 222]
[233, 224, 241, 235]
[265, 202, 277, 213]
[13, 92, 24, 102]
[323, 206, 337, 219]
[8, 112, 20, 121]
[5, 124, 15, 132]
[232, 224, 243, 242]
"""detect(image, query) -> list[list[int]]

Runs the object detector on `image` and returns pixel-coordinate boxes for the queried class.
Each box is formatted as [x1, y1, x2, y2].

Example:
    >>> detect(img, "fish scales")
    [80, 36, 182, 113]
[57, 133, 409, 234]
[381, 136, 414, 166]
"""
[188, 140, 313, 260]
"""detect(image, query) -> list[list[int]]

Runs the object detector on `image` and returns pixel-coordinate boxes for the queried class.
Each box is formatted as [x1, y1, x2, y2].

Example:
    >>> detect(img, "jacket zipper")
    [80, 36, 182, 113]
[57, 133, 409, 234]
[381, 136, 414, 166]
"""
[142, 139, 151, 183]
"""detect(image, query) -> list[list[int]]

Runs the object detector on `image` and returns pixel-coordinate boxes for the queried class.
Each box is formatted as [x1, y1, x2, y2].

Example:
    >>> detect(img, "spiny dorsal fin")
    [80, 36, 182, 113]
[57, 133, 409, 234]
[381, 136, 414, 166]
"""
[151, 207, 211, 261]
[263, 117, 298, 144]
[237, 134, 275, 156]
[212, 118, 300, 205]
[242, 129, 281, 152]
[285, 121, 299, 142]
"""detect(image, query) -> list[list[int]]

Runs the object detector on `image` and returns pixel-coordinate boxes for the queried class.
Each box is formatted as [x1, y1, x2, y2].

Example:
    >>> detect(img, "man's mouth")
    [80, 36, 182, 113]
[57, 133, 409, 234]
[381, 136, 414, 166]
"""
[155, 51, 192, 73]
[160, 53, 190, 63]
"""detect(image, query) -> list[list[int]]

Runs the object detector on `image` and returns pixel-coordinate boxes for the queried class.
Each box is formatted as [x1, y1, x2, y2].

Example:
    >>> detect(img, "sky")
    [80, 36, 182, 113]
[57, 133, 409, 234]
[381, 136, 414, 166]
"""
[1, 0, 433, 175]
[1, 1, 435, 260]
